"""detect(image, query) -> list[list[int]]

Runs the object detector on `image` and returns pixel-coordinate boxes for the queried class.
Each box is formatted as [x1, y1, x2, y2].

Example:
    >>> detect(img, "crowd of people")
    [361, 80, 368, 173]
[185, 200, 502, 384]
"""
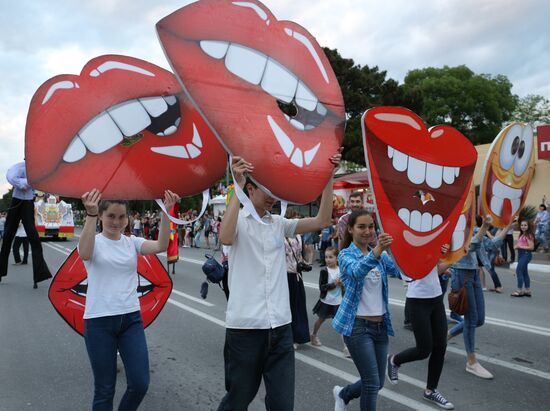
[1, 155, 547, 411]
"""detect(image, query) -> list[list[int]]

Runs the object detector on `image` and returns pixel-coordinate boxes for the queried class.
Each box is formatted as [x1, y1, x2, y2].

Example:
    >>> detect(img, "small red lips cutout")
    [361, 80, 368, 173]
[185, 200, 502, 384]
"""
[48, 248, 172, 336]
[25, 55, 227, 199]
[362, 107, 477, 278]
[156, 0, 345, 204]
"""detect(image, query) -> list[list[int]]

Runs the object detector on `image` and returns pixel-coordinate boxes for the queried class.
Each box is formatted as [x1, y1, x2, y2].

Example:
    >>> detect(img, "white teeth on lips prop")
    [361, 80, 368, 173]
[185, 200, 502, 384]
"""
[387, 145, 461, 188]
[62, 95, 188, 163]
[490, 179, 522, 217]
[199, 40, 327, 167]
[397, 208, 444, 233]
[450, 214, 467, 251]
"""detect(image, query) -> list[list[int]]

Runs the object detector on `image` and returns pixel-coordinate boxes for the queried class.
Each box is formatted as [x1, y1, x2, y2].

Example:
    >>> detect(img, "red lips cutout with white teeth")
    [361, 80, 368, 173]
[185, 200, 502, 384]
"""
[156, 0, 345, 204]
[49, 248, 172, 336]
[25, 55, 227, 199]
[362, 107, 477, 279]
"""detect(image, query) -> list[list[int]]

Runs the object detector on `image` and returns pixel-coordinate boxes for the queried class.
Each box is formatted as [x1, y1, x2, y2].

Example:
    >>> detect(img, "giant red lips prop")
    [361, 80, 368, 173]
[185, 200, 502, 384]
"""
[156, 0, 345, 204]
[49, 248, 172, 336]
[362, 107, 477, 278]
[25, 55, 227, 199]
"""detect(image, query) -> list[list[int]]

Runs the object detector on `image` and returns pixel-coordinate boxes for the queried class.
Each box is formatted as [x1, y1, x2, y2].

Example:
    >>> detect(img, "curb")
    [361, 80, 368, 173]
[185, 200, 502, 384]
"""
[509, 262, 550, 274]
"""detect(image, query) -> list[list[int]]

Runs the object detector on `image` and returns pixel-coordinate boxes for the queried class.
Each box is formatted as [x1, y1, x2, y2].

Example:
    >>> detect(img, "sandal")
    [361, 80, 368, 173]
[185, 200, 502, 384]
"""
[523, 292, 532, 297]
[510, 291, 524, 297]
[494, 288, 503, 294]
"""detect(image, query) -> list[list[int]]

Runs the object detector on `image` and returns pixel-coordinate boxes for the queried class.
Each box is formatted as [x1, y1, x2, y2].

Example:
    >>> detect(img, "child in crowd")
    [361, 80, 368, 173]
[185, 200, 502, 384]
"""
[311, 247, 348, 356]
[511, 219, 535, 297]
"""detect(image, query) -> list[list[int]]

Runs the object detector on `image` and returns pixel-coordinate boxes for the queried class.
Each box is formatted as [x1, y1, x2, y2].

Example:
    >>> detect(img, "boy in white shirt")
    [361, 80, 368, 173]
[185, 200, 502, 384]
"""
[218, 153, 341, 411]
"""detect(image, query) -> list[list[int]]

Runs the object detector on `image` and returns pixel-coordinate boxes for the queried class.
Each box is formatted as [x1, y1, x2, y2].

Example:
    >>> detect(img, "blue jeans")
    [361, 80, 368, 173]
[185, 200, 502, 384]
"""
[448, 269, 485, 353]
[516, 250, 532, 289]
[84, 311, 149, 411]
[340, 319, 389, 411]
[218, 324, 294, 411]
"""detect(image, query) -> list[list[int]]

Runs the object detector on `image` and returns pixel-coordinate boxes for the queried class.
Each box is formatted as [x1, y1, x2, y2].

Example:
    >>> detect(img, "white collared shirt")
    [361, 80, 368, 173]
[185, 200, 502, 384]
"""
[226, 209, 298, 329]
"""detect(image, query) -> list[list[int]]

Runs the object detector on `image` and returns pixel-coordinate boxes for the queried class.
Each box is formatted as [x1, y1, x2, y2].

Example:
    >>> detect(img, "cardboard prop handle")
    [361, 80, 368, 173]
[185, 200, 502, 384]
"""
[229, 156, 287, 225]
[155, 189, 210, 225]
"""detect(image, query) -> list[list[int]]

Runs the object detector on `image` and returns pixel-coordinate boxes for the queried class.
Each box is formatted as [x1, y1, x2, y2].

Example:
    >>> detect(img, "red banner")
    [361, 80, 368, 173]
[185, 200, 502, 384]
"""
[538, 124, 550, 160]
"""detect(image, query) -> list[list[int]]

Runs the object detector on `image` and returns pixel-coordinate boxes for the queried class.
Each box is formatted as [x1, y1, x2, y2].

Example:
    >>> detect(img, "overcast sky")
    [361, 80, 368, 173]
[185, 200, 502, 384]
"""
[1, 0, 549, 197]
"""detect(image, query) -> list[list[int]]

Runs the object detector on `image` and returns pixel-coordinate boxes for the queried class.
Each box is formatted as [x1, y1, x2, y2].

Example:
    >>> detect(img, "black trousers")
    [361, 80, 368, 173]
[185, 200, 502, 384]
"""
[0, 198, 51, 283]
[501, 234, 515, 262]
[287, 272, 310, 344]
[12, 236, 29, 264]
[218, 325, 295, 411]
[394, 295, 448, 391]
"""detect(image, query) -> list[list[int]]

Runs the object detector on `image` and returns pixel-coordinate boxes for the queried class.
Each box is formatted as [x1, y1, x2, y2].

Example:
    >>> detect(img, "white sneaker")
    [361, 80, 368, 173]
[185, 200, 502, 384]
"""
[333, 386, 347, 411]
[310, 334, 322, 346]
[466, 362, 493, 379]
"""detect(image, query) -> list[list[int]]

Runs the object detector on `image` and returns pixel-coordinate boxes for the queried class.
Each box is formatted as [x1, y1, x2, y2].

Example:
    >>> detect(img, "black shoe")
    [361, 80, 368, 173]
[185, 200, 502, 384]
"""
[387, 355, 399, 384]
[21, 262, 28, 265]
[33, 282, 37, 289]
[403, 322, 413, 331]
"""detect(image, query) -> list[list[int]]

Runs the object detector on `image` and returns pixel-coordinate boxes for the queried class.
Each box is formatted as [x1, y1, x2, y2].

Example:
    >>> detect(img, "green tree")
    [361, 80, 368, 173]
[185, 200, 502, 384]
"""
[511, 94, 550, 125]
[0, 188, 13, 211]
[403, 65, 517, 144]
[324, 48, 420, 166]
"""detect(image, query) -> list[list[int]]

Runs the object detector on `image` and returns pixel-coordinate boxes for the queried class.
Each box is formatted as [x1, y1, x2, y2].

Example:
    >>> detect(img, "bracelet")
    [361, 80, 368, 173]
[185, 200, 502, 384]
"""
[86, 213, 98, 217]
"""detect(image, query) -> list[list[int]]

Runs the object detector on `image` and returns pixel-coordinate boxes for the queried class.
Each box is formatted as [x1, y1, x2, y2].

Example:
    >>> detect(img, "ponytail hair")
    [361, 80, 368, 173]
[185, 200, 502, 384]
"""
[341, 209, 373, 250]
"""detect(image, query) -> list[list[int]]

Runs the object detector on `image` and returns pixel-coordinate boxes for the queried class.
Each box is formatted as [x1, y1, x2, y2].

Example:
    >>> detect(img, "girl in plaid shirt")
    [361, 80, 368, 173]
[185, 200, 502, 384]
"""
[332, 210, 398, 411]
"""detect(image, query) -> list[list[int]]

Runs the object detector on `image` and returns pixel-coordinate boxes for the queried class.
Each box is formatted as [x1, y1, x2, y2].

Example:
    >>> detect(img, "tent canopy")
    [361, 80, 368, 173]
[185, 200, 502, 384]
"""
[333, 171, 370, 190]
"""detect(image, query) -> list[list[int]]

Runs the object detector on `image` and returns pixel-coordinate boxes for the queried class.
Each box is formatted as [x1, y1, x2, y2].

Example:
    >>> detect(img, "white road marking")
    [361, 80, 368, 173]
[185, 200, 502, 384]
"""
[303, 282, 550, 338]
[295, 353, 437, 411]
[166, 299, 438, 410]
[312, 344, 426, 389]
[510, 262, 550, 273]
[45, 245, 550, 382]
[445, 346, 550, 381]
[43, 243, 70, 256]
[171, 289, 214, 307]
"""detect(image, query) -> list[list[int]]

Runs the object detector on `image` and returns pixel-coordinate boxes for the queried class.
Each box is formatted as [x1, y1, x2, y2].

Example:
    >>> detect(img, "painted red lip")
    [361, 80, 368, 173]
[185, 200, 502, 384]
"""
[362, 107, 477, 278]
[48, 248, 172, 336]
[25, 54, 227, 199]
[156, 0, 345, 204]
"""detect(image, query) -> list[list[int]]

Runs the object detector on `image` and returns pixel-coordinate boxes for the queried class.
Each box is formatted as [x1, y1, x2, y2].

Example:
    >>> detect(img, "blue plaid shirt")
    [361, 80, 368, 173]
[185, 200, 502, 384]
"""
[332, 243, 398, 337]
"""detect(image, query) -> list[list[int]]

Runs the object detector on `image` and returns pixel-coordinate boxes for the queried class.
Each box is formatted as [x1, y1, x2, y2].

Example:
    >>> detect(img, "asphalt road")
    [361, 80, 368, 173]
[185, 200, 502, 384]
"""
[1, 235, 549, 411]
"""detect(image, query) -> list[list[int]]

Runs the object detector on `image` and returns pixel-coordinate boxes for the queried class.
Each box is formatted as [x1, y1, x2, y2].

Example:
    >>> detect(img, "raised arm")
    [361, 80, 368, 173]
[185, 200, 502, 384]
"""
[295, 150, 342, 235]
[338, 233, 393, 280]
[78, 189, 101, 261]
[219, 157, 253, 245]
[141, 190, 180, 255]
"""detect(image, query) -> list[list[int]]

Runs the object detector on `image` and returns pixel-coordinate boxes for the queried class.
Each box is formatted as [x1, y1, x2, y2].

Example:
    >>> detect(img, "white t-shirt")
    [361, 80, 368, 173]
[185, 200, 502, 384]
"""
[226, 209, 298, 329]
[404, 266, 443, 299]
[356, 267, 385, 316]
[81, 234, 146, 319]
[321, 266, 342, 306]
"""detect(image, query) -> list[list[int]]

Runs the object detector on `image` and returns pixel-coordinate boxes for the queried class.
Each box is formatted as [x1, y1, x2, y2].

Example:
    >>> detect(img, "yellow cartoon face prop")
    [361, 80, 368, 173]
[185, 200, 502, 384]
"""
[480, 123, 536, 228]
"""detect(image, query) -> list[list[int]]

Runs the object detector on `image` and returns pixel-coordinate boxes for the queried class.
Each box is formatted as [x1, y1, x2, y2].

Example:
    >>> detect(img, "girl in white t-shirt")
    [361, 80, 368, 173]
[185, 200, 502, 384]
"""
[311, 247, 343, 348]
[78, 188, 179, 411]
